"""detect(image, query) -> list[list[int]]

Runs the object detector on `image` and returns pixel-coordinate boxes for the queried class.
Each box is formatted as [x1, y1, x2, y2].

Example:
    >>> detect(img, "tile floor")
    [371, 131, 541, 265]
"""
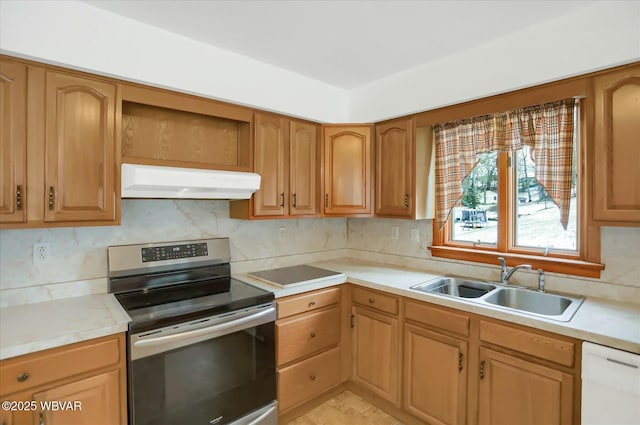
[285, 390, 405, 425]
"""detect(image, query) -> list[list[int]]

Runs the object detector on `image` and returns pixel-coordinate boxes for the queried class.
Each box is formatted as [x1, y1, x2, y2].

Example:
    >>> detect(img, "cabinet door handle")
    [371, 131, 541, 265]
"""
[48, 186, 55, 210]
[16, 185, 23, 210]
[310, 331, 316, 338]
[280, 192, 285, 208]
[17, 372, 29, 382]
[480, 360, 485, 379]
[325, 193, 328, 208]
[404, 193, 409, 208]
[39, 410, 45, 425]
[458, 353, 463, 372]
[292, 193, 297, 208]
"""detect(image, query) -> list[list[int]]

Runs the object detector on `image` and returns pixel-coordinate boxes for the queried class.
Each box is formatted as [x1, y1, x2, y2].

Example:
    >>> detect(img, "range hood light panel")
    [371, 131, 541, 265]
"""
[121, 164, 261, 200]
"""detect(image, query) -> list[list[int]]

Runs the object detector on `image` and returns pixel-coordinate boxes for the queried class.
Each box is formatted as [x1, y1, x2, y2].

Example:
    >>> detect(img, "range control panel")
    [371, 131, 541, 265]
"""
[141, 243, 209, 263]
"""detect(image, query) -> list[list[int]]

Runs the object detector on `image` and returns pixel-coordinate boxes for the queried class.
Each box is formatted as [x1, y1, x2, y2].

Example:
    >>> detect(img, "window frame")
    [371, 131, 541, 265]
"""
[423, 80, 604, 278]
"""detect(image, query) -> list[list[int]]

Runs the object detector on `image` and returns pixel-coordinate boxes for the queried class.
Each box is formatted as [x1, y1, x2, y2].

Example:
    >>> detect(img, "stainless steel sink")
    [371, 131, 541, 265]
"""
[410, 276, 585, 322]
[411, 277, 497, 299]
[482, 286, 584, 321]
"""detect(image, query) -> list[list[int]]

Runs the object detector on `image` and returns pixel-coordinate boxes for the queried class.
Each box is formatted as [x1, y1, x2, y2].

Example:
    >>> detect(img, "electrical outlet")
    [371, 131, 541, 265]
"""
[391, 226, 399, 240]
[278, 227, 286, 239]
[33, 243, 50, 264]
[411, 228, 419, 242]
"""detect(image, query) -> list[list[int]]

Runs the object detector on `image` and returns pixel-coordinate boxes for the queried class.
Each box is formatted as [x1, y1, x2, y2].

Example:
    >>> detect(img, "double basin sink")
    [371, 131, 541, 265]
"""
[411, 277, 584, 322]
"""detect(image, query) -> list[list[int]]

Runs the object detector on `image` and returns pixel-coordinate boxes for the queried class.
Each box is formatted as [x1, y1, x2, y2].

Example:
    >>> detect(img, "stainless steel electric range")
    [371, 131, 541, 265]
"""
[108, 238, 277, 425]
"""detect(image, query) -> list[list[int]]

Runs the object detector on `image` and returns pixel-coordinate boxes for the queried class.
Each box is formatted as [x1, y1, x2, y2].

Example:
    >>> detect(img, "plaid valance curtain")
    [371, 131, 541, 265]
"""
[433, 99, 576, 230]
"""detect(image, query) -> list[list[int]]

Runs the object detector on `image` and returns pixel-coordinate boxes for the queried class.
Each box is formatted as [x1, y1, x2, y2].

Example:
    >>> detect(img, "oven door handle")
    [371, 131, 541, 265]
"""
[131, 305, 275, 359]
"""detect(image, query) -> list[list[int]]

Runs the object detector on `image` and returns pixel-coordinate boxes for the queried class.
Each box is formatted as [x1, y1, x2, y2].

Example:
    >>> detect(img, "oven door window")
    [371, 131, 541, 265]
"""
[131, 322, 275, 425]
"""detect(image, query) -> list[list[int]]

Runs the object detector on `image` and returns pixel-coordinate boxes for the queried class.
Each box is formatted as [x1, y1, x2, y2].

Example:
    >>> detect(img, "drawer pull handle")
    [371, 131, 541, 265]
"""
[17, 372, 29, 382]
[310, 331, 316, 338]
[308, 301, 316, 307]
[480, 361, 485, 379]
[309, 374, 316, 381]
[369, 298, 375, 304]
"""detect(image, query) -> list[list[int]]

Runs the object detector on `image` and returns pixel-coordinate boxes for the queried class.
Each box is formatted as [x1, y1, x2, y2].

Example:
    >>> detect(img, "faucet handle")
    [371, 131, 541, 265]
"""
[497, 257, 507, 270]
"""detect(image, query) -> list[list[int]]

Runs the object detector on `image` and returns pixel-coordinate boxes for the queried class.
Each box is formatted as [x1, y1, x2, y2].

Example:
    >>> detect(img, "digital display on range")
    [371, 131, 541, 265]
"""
[141, 243, 208, 262]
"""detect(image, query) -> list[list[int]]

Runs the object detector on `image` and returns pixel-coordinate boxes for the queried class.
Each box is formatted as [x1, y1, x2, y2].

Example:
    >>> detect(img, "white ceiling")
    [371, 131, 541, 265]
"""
[84, 1, 594, 89]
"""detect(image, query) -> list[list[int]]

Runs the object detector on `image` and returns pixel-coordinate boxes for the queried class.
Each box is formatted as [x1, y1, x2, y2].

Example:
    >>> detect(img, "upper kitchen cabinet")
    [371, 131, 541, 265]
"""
[323, 125, 373, 216]
[289, 120, 320, 216]
[44, 71, 118, 223]
[375, 118, 435, 219]
[230, 114, 320, 219]
[120, 83, 252, 172]
[253, 113, 287, 217]
[0, 57, 120, 228]
[592, 64, 640, 224]
[0, 59, 27, 224]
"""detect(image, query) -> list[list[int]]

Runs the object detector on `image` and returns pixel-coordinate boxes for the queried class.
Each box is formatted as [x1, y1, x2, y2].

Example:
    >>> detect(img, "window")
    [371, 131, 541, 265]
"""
[430, 99, 603, 278]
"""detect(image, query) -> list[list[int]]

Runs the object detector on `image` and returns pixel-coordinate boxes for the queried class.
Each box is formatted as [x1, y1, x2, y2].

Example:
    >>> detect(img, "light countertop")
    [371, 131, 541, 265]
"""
[2, 258, 637, 361]
[236, 258, 640, 354]
[0, 294, 130, 360]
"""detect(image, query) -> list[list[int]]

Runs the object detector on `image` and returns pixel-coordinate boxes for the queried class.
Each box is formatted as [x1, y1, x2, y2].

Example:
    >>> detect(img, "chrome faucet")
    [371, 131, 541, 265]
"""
[498, 257, 532, 284]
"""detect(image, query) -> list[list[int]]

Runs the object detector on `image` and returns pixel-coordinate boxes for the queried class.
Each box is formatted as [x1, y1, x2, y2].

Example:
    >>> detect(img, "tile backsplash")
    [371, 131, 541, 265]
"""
[0, 200, 347, 292]
[347, 218, 640, 302]
[1, 200, 639, 306]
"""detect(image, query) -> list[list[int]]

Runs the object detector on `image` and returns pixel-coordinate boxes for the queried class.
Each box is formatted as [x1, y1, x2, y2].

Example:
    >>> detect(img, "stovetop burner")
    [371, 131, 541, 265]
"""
[108, 238, 274, 333]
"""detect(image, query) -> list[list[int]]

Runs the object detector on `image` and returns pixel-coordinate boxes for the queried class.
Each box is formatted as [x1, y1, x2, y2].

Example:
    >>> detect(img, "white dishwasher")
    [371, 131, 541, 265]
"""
[582, 342, 640, 425]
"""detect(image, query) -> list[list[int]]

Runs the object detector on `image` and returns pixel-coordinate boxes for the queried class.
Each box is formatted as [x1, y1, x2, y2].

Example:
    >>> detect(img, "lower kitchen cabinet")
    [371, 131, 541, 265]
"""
[278, 347, 341, 412]
[275, 286, 346, 417]
[404, 323, 467, 425]
[350, 288, 401, 406]
[478, 347, 574, 425]
[0, 334, 126, 425]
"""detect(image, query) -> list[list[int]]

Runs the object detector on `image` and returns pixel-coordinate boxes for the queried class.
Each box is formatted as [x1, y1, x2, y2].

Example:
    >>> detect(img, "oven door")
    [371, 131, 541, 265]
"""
[128, 303, 276, 425]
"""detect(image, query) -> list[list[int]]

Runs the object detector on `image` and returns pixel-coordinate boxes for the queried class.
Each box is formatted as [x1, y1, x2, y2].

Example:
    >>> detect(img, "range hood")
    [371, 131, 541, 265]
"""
[121, 164, 261, 199]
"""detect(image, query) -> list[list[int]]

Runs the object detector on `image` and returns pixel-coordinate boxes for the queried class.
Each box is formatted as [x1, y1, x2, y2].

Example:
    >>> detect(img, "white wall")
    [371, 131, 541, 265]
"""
[348, 1, 640, 122]
[0, 0, 348, 123]
[2, 2, 638, 123]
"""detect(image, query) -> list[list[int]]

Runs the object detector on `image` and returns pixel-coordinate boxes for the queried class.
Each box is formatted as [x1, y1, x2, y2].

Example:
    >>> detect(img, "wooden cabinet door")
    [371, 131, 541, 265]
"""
[44, 71, 116, 223]
[33, 370, 121, 425]
[593, 65, 640, 223]
[0, 59, 27, 224]
[478, 347, 573, 425]
[404, 324, 467, 425]
[323, 126, 372, 215]
[253, 113, 287, 217]
[376, 118, 413, 217]
[289, 120, 319, 216]
[351, 306, 399, 405]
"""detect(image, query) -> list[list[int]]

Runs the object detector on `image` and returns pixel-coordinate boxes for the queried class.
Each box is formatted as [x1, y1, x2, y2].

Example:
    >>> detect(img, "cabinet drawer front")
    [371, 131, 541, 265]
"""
[0, 335, 121, 396]
[277, 306, 341, 366]
[278, 347, 341, 412]
[479, 321, 575, 367]
[405, 299, 470, 337]
[277, 286, 341, 319]
[351, 287, 398, 315]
